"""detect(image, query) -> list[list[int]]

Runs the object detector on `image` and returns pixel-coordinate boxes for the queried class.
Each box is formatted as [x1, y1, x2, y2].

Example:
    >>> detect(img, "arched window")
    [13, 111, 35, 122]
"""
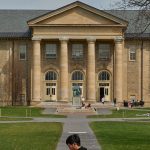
[99, 71, 110, 81]
[72, 71, 84, 80]
[45, 71, 57, 80]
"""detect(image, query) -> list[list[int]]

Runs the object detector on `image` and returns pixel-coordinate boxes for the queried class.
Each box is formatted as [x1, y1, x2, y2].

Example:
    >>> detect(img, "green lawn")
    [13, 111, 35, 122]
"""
[133, 107, 150, 110]
[0, 117, 32, 121]
[0, 122, 62, 150]
[0, 106, 66, 118]
[90, 122, 150, 150]
[88, 109, 150, 118]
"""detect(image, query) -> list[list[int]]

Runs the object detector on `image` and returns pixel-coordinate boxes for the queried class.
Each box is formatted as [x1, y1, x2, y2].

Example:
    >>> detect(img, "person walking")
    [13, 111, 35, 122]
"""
[113, 98, 116, 107]
[66, 134, 87, 150]
[101, 96, 105, 104]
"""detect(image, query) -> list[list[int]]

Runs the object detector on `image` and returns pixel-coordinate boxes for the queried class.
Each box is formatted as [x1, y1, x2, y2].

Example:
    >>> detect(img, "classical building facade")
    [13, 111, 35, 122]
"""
[0, 1, 150, 106]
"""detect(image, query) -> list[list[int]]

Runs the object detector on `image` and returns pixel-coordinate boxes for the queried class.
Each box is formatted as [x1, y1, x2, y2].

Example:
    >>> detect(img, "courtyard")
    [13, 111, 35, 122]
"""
[0, 103, 150, 150]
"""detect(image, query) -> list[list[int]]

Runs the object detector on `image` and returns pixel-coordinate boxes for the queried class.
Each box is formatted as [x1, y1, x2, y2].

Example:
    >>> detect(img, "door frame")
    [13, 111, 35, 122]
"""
[44, 82, 57, 101]
[99, 82, 110, 102]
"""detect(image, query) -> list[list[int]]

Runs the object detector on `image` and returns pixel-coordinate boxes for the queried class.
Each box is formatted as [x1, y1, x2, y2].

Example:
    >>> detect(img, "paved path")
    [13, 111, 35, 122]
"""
[96, 108, 112, 115]
[56, 114, 101, 150]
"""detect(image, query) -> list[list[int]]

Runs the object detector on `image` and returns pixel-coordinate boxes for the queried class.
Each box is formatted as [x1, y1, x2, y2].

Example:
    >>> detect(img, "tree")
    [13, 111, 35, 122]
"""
[121, 0, 150, 9]
[117, 0, 150, 33]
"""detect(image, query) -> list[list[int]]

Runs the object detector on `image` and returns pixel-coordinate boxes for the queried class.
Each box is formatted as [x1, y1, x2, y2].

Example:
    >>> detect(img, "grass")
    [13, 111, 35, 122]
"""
[133, 107, 150, 110]
[0, 117, 32, 121]
[90, 122, 150, 150]
[0, 122, 62, 150]
[0, 106, 66, 118]
[88, 109, 150, 118]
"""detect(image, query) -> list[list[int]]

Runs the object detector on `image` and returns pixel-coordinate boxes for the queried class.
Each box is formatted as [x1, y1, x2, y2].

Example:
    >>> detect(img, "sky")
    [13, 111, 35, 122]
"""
[0, 0, 122, 10]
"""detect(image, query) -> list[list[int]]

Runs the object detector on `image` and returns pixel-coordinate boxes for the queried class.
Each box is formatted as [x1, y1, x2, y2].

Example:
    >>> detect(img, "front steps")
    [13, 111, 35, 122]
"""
[56, 107, 96, 114]
[36, 101, 114, 114]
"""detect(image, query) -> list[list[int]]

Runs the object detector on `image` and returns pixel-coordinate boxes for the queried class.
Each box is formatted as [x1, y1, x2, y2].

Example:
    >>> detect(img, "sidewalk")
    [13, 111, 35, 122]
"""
[56, 114, 101, 150]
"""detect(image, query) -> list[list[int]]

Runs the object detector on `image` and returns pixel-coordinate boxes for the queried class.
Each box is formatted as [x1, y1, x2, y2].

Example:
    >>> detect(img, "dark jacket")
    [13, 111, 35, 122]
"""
[78, 146, 87, 150]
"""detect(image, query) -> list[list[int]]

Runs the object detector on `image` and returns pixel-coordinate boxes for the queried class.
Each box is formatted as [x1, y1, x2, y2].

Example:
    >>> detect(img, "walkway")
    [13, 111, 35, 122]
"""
[56, 114, 101, 150]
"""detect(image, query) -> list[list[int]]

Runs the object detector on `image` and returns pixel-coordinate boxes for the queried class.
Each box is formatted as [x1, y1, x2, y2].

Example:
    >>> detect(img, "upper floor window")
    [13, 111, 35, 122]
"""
[45, 44, 57, 59]
[19, 45, 26, 60]
[72, 44, 83, 59]
[98, 44, 110, 60]
[129, 47, 136, 61]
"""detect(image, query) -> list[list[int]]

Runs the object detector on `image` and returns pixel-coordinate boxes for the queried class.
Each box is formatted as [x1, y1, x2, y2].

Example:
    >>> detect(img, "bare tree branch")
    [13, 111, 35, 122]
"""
[116, 0, 150, 34]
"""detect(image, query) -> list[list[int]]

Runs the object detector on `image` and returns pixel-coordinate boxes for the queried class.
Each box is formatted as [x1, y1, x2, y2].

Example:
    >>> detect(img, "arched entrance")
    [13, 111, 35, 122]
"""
[71, 71, 84, 98]
[98, 71, 111, 102]
[44, 71, 57, 101]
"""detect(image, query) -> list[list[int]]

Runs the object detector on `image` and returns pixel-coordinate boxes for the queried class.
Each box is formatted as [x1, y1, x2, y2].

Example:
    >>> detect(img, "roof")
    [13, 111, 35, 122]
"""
[0, 9, 150, 39]
[107, 10, 150, 33]
[0, 10, 50, 38]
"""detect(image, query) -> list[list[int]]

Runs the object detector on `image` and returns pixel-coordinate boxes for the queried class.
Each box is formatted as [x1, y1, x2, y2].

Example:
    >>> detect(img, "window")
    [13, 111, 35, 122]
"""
[72, 44, 83, 59]
[72, 83, 83, 86]
[129, 47, 136, 61]
[45, 44, 57, 59]
[99, 83, 109, 86]
[45, 71, 57, 80]
[99, 71, 110, 81]
[19, 45, 26, 60]
[46, 83, 56, 86]
[98, 44, 110, 60]
[72, 71, 84, 80]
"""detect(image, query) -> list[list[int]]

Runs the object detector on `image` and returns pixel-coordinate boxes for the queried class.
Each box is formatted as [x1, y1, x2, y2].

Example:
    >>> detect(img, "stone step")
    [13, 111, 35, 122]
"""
[57, 107, 96, 114]
[36, 101, 72, 108]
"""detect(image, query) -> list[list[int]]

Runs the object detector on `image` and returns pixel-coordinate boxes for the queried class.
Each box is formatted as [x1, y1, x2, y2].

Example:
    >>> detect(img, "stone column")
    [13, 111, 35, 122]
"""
[87, 38, 96, 102]
[114, 36, 123, 103]
[60, 38, 69, 101]
[32, 39, 41, 104]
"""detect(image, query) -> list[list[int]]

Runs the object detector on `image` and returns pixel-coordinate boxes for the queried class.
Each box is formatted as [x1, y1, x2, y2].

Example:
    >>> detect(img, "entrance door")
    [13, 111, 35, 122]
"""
[45, 83, 57, 101]
[99, 83, 110, 101]
[100, 87, 104, 102]
[72, 83, 83, 98]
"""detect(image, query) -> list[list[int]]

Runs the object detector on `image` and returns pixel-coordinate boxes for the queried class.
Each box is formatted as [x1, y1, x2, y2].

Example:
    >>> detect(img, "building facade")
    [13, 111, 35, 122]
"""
[0, 1, 150, 106]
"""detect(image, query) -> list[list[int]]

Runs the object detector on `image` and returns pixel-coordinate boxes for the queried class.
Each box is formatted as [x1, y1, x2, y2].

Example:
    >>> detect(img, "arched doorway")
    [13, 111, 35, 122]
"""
[71, 71, 84, 98]
[44, 71, 57, 101]
[98, 71, 111, 102]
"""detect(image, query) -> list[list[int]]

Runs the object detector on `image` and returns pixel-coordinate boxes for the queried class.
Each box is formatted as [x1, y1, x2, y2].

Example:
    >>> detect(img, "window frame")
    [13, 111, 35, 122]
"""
[98, 43, 111, 61]
[45, 43, 57, 59]
[45, 71, 57, 81]
[99, 71, 110, 81]
[71, 43, 84, 59]
[129, 46, 136, 61]
[72, 71, 84, 81]
[19, 44, 27, 60]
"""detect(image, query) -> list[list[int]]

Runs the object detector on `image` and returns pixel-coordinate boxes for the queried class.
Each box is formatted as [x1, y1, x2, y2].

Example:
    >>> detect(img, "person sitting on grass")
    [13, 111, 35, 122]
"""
[66, 134, 87, 150]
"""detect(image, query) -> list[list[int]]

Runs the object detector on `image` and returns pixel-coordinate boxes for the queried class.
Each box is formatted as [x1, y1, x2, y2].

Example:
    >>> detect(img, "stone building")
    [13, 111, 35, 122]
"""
[0, 1, 150, 106]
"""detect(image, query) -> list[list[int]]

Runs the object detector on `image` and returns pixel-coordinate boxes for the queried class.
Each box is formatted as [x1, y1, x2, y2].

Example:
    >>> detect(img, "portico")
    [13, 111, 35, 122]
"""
[26, 1, 128, 105]
[31, 36, 124, 104]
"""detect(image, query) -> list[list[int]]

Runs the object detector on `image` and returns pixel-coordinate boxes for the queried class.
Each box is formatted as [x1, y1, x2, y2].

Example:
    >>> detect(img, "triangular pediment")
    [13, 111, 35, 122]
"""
[28, 1, 128, 27]
[36, 7, 120, 25]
